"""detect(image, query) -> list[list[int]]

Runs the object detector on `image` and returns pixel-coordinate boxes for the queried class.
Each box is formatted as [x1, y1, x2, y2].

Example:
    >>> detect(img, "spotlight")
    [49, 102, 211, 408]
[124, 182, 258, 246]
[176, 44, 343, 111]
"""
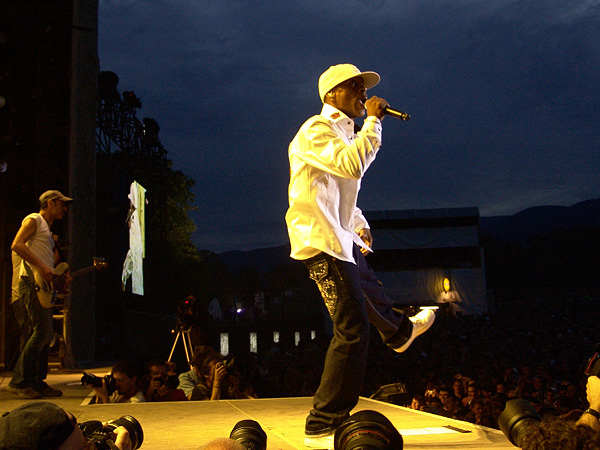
[442, 277, 450, 293]
[334, 410, 403, 450]
[498, 399, 541, 447]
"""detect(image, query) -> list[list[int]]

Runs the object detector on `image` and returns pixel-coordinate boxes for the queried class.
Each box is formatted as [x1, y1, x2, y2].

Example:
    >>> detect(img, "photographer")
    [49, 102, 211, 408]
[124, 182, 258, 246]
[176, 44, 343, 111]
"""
[141, 359, 186, 402]
[90, 360, 145, 404]
[0, 402, 132, 450]
[191, 353, 241, 401]
[179, 345, 216, 399]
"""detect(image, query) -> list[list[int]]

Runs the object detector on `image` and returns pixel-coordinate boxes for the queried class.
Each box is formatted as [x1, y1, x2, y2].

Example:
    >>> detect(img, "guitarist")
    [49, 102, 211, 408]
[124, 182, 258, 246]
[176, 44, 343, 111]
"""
[7, 190, 73, 399]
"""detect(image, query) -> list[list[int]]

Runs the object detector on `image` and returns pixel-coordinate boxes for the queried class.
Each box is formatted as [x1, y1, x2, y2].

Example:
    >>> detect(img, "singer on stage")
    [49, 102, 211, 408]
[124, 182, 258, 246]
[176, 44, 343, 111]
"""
[285, 64, 435, 448]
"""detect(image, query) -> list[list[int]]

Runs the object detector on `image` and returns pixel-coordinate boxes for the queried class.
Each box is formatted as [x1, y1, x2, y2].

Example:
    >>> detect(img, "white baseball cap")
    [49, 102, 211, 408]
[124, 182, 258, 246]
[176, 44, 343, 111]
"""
[318, 64, 380, 102]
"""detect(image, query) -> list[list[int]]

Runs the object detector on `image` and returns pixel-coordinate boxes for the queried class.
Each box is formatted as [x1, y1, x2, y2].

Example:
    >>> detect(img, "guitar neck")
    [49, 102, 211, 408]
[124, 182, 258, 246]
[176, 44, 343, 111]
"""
[70, 265, 97, 279]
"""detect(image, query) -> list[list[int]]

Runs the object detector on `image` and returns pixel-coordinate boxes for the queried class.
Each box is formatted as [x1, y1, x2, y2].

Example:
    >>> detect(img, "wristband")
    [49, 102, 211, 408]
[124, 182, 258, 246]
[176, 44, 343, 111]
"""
[584, 408, 600, 421]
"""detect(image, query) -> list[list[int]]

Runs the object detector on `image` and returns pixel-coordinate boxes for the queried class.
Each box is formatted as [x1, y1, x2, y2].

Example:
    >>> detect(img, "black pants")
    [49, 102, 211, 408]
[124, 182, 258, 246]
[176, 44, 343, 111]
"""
[303, 246, 411, 431]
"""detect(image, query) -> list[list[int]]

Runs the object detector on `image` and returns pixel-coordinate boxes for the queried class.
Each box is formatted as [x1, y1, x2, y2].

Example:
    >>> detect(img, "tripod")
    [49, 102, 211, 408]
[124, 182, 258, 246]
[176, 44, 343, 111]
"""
[168, 326, 193, 369]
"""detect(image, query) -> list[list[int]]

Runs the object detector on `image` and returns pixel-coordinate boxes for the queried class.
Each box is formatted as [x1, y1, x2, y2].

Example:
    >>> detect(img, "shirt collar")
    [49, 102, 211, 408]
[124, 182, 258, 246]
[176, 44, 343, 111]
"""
[321, 104, 356, 137]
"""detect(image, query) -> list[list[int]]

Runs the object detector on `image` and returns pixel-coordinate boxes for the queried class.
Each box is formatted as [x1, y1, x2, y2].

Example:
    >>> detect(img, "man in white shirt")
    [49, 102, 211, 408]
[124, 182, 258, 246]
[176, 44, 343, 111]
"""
[285, 64, 435, 447]
[91, 360, 146, 403]
[8, 190, 72, 399]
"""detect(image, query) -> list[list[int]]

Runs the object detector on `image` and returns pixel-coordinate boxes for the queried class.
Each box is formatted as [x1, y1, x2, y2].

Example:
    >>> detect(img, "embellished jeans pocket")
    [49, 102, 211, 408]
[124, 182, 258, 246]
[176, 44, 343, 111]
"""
[306, 259, 337, 316]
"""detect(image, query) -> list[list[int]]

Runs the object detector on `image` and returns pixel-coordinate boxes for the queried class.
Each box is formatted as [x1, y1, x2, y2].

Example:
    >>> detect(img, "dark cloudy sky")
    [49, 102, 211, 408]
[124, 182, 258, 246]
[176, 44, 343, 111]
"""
[98, 1, 600, 254]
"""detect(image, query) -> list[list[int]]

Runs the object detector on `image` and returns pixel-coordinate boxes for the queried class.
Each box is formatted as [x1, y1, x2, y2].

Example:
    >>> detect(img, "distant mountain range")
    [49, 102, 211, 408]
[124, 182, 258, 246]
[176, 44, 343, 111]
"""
[479, 198, 600, 242]
[218, 198, 600, 273]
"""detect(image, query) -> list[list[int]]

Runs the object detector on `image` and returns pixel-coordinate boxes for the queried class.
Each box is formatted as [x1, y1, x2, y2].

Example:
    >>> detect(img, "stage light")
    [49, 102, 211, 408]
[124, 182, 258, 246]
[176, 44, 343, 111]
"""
[220, 332, 229, 356]
[250, 332, 257, 353]
[442, 277, 450, 293]
[123, 90, 142, 109]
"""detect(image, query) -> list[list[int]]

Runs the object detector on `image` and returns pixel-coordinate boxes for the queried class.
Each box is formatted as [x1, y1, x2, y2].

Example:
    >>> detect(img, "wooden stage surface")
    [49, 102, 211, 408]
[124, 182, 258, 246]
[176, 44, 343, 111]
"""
[0, 369, 515, 449]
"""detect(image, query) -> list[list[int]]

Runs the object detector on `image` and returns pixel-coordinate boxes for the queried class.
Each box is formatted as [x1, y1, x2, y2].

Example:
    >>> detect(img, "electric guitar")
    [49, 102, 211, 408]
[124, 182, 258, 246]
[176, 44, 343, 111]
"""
[34, 257, 108, 308]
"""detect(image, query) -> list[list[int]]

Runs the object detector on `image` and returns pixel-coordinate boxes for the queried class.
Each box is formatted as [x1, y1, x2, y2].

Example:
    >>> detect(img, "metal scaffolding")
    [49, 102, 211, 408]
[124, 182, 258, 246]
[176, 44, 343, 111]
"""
[96, 70, 167, 163]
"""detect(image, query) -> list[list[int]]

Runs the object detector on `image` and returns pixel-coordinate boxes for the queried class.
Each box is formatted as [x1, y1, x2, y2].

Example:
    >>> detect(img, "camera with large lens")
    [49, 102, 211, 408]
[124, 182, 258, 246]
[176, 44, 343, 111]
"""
[152, 373, 180, 390]
[585, 344, 600, 376]
[165, 374, 179, 389]
[81, 372, 117, 397]
[498, 399, 542, 447]
[334, 410, 403, 450]
[176, 295, 198, 330]
[80, 415, 144, 450]
[229, 419, 267, 450]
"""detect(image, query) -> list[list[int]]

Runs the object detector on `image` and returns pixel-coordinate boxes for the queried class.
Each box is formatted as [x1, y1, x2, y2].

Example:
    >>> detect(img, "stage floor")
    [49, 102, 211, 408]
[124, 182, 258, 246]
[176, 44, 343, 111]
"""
[0, 369, 515, 449]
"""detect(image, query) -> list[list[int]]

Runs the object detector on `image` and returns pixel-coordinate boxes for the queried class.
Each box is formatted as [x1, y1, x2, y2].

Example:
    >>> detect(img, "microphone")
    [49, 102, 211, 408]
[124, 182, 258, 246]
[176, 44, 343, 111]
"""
[384, 106, 411, 121]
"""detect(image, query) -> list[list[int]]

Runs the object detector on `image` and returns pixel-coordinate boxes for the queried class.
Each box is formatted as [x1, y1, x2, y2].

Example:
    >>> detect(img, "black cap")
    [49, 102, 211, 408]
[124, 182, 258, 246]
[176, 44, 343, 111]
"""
[0, 402, 74, 450]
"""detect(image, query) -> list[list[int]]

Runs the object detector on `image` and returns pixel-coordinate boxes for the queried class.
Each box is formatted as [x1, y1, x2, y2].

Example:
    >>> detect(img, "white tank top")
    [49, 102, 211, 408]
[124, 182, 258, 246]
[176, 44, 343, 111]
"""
[18, 213, 55, 277]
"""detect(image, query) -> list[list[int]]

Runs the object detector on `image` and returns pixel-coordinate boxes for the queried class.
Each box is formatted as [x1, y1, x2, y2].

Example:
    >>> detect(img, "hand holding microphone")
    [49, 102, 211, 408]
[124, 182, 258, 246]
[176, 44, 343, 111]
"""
[365, 97, 411, 121]
[383, 106, 410, 121]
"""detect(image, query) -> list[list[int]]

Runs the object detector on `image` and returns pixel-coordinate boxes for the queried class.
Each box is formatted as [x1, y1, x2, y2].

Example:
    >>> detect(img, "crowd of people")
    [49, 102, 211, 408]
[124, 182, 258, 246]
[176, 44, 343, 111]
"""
[85, 346, 260, 404]
[7, 184, 600, 447]
[369, 293, 599, 430]
[69, 290, 598, 450]
[83, 293, 598, 427]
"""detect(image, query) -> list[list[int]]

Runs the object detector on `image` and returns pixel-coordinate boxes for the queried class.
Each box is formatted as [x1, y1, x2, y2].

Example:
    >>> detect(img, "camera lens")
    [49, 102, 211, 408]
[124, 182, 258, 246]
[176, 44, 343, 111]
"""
[584, 347, 600, 376]
[81, 372, 103, 388]
[105, 415, 144, 450]
[80, 416, 144, 450]
[229, 419, 267, 450]
[166, 374, 180, 389]
[334, 410, 403, 450]
[498, 399, 541, 447]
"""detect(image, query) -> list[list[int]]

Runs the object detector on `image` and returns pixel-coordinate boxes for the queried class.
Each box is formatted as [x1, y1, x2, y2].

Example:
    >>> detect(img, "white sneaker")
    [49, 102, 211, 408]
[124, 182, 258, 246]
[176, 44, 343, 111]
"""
[304, 432, 334, 449]
[304, 427, 335, 449]
[394, 309, 435, 353]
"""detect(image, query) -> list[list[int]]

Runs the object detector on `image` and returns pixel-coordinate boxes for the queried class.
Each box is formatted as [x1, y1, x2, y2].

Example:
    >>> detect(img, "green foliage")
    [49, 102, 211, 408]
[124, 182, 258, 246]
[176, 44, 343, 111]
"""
[98, 141, 231, 314]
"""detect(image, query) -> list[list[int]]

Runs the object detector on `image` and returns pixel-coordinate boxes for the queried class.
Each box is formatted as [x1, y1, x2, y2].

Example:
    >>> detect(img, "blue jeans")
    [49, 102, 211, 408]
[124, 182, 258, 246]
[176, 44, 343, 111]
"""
[304, 247, 411, 432]
[11, 296, 32, 353]
[10, 276, 53, 390]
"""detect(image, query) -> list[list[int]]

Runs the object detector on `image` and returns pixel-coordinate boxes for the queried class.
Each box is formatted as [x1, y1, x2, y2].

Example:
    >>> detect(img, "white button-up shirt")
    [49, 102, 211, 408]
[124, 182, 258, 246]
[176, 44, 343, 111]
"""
[286, 103, 382, 263]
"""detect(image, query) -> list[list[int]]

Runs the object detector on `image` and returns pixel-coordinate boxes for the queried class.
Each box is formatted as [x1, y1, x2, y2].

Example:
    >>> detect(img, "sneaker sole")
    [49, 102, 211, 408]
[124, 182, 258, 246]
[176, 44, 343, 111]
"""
[394, 312, 436, 353]
[304, 434, 334, 449]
